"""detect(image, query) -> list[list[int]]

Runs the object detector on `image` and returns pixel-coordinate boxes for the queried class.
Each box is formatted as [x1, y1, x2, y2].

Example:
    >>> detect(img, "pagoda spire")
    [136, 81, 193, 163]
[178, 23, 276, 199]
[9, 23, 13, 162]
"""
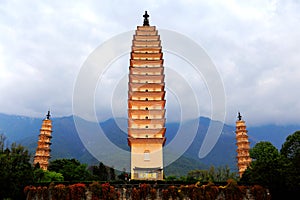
[46, 110, 51, 119]
[237, 111, 242, 121]
[143, 11, 150, 26]
[235, 112, 251, 177]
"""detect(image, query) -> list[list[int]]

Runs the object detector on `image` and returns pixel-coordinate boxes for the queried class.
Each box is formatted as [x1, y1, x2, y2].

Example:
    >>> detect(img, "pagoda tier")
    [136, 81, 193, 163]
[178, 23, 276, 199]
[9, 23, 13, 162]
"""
[131, 52, 162, 59]
[129, 91, 165, 100]
[128, 119, 166, 128]
[128, 138, 166, 145]
[135, 30, 158, 35]
[130, 59, 163, 67]
[128, 109, 165, 118]
[134, 35, 160, 40]
[128, 100, 165, 109]
[129, 75, 164, 84]
[235, 113, 252, 177]
[128, 12, 166, 180]
[128, 128, 166, 138]
[132, 47, 161, 53]
[33, 111, 53, 170]
[129, 83, 164, 92]
[130, 67, 164, 75]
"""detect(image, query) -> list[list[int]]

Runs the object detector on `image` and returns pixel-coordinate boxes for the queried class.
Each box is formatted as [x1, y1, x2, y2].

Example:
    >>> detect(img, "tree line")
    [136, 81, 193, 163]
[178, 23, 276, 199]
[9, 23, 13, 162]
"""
[240, 131, 300, 198]
[0, 134, 119, 199]
[1, 130, 299, 199]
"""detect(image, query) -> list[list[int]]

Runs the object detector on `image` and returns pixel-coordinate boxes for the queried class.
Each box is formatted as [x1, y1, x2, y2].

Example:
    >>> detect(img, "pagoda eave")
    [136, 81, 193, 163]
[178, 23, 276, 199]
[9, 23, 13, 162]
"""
[131, 47, 161, 53]
[131, 52, 163, 60]
[128, 109, 165, 117]
[128, 137, 166, 146]
[128, 100, 166, 108]
[128, 118, 165, 124]
[136, 25, 156, 30]
[129, 91, 165, 99]
[128, 128, 166, 135]
[134, 35, 160, 41]
[130, 59, 163, 67]
[129, 83, 165, 91]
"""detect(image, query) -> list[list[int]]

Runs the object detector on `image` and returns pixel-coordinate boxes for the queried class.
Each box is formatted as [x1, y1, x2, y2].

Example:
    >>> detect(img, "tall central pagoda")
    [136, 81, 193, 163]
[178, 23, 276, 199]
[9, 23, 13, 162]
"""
[128, 11, 166, 180]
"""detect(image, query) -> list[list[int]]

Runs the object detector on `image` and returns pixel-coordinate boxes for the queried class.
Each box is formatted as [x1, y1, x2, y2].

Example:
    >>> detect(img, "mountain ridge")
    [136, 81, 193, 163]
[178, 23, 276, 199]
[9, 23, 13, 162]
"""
[1, 112, 299, 176]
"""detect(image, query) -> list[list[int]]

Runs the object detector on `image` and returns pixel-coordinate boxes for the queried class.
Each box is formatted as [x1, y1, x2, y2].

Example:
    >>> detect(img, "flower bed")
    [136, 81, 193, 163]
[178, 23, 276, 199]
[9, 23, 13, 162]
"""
[24, 180, 270, 199]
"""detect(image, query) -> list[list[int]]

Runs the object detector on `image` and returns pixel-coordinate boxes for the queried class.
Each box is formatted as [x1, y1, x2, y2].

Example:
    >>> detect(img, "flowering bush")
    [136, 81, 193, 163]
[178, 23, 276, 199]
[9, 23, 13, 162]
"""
[187, 184, 196, 199]
[24, 185, 36, 200]
[89, 181, 102, 200]
[220, 179, 243, 200]
[150, 188, 157, 200]
[42, 186, 49, 200]
[131, 187, 140, 200]
[178, 185, 188, 198]
[52, 184, 68, 200]
[168, 185, 178, 199]
[203, 182, 219, 199]
[24, 180, 269, 199]
[109, 185, 120, 200]
[101, 182, 111, 199]
[140, 183, 151, 199]
[251, 185, 271, 200]
[36, 186, 43, 199]
[68, 183, 86, 200]
[100, 182, 120, 200]
[162, 189, 169, 200]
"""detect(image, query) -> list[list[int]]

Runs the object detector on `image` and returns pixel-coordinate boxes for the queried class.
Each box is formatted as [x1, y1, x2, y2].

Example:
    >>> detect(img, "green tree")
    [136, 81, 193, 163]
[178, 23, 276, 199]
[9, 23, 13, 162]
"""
[187, 165, 237, 182]
[99, 162, 109, 181]
[109, 166, 116, 180]
[0, 134, 34, 199]
[33, 168, 64, 182]
[281, 131, 300, 164]
[250, 141, 280, 162]
[90, 162, 117, 181]
[280, 131, 300, 194]
[43, 171, 64, 182]
[165, 175, 177, 181]
[117, 168, 129, 181]
[48, 158, 91, 181]
[33, 167, 45, 182]
[241, 141, 286, 197]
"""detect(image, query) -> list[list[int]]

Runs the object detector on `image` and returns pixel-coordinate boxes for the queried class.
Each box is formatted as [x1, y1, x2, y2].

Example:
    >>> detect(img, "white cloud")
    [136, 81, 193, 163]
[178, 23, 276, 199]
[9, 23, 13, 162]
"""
[0, 0, 299, 126]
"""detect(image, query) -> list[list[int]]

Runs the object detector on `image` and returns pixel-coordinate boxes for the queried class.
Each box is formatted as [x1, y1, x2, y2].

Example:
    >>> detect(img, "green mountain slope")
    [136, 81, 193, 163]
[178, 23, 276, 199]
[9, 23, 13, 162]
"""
[1, 113, 299, 176]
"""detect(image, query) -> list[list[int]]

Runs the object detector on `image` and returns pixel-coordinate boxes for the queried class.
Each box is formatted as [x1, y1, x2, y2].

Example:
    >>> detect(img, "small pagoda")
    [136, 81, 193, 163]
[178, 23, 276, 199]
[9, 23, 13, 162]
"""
[235, 112, 251, 177]
[128, 11, 166, 180]
[33, 111, 53, 170]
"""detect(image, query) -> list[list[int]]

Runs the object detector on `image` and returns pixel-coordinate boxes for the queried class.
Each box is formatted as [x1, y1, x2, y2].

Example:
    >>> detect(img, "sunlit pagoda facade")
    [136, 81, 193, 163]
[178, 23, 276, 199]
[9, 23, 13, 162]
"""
[33, 111, 53, 170]
[128, 11, 166, 180]
[235, 112, 251, 177]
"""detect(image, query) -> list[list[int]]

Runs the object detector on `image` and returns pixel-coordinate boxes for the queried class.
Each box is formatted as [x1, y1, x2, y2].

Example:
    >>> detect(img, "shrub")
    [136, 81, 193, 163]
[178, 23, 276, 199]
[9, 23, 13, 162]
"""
[131, 187, 140, 200]
[52, 184, 68, 200]
[221, 179, 243, 200]
[68, 183, 86, 200]
[140, 183, 151, 199]
[150, 188, 157, 200]
[251, 185, 270, 200]
[89, 181, 102, 200]
[24, 185, 36, 200]
[162, 189, 170, 200]
[203, 182, 219, 200]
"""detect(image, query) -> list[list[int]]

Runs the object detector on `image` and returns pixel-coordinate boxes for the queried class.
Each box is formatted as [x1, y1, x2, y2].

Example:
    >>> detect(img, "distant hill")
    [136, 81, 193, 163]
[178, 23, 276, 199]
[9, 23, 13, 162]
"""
[0, 112, 299, 177]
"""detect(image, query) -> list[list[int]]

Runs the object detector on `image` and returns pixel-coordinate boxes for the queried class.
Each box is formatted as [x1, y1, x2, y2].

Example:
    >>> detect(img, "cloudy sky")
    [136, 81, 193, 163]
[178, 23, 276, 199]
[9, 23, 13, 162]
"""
[1, 0, 300, 126]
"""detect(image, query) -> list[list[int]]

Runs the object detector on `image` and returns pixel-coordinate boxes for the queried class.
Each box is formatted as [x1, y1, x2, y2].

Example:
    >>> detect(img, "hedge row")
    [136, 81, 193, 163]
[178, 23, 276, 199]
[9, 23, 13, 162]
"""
[24, 179, 271, 200]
